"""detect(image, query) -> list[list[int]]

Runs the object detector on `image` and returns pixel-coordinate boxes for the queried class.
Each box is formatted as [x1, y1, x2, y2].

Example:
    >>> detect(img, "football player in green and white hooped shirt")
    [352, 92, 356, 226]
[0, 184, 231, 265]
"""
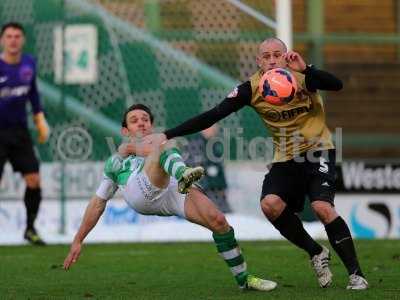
[63, 104, 277, 292]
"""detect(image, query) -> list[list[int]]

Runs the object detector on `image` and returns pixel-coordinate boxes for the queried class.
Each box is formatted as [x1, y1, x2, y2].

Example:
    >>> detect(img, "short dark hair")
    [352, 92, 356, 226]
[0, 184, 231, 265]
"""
[1, 22, 25, 37]
[122, 104, 154, 127]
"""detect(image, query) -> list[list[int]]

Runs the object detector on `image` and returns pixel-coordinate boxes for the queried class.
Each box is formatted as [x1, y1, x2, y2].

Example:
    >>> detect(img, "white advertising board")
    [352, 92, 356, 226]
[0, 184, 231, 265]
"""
[1, 162, 399, 244]
[0, 198, 328, 245]
[334, 194, 400, 239]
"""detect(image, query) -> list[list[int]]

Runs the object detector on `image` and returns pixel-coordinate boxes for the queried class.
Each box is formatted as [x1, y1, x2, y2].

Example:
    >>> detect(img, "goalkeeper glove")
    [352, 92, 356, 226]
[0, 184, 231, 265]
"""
[33, 112, 50, 144]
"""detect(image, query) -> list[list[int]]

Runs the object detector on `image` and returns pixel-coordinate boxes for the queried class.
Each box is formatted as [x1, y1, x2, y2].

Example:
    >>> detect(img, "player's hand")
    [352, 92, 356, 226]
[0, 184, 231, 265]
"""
[143, 133, 167, 147]
[33, 112, 50, 144]
[63, 241, 82, 270]
[283, 51, 307, 73]
[118, 139, 154, 157]
[118, 142, 137, 157]
[201, 125, 218, 139]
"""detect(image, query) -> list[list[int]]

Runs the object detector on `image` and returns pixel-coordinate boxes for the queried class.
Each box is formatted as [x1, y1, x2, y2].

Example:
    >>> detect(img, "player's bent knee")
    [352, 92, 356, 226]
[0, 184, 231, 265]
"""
[311, 201, 337, 224]
[261, 195, 285, 221]
[208, 210, 229, 233]
[24, 173, 40, 189]
[214, 212, 228, 228]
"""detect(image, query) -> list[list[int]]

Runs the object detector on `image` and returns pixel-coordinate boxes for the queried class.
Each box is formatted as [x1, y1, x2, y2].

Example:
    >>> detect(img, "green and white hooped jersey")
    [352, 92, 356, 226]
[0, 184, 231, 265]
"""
[96, 154, 145, 201]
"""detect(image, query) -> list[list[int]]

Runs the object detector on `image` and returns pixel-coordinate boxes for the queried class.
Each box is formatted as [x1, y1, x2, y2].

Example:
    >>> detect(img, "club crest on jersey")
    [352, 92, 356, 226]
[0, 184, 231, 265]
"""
[296, 89, 312, 102]
[227, 87, 238, 98]
[19, 65, 33, 83]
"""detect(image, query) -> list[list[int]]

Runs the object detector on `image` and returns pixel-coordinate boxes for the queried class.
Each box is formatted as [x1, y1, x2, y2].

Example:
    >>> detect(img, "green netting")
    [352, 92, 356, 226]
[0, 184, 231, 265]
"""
[0, 0, 276, 162]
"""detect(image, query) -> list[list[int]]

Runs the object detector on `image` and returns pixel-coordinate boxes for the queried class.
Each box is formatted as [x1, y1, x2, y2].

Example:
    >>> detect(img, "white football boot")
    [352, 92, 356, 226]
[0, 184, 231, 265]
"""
[178, 166, 204, 194]
[347, 274, 368, 290]
[310, 245, 333, 288]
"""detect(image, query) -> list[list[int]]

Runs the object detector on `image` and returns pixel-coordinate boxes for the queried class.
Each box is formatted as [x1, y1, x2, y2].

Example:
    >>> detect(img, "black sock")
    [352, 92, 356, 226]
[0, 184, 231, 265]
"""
[24, 187, 42, 230]
[272, 207, 323, 258]
[325, 216, 364, 277]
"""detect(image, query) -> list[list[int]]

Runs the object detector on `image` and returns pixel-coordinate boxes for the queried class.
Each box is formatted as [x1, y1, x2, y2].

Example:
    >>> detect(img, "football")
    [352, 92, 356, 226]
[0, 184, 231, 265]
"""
[259, 68, 298, 105]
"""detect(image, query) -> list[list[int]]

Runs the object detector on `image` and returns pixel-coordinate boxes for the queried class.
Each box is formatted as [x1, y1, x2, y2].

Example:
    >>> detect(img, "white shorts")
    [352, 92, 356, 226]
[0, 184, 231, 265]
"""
[122, 171, 186, 218]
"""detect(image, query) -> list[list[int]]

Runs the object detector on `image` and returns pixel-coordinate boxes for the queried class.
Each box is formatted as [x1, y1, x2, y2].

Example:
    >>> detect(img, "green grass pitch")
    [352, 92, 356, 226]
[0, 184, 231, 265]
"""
[1, 240, 399, 299]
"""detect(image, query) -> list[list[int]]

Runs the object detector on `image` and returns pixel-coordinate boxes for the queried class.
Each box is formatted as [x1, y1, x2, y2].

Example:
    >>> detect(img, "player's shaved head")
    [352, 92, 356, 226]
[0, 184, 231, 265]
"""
[258, 38, 287, 54]
[256, 37, 288, 71]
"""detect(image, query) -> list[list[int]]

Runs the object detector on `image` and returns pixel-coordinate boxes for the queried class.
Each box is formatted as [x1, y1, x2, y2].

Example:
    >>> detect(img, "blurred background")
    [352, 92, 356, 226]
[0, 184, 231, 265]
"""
[1, 0, 399, 243]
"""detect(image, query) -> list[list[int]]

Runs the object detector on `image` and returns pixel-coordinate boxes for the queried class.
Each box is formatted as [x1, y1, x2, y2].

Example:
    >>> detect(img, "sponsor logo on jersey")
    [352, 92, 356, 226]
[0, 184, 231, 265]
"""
[281, 105, 311, 120]
[0, 85, 30, 98]
[265, 105, 312, 122]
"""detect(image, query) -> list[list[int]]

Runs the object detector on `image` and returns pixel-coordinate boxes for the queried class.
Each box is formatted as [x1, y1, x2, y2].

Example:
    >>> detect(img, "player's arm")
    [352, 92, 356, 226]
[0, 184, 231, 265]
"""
[303, 65, 343, 92]
[30, 66, 50, 143]
[284, 51, 343, 92]
[64, 172, 117, 270]
[33, 111, 50, 144]
[70, 195, 106, 244]
[63, 195, 106, 270]
[163, 81, 251, 140]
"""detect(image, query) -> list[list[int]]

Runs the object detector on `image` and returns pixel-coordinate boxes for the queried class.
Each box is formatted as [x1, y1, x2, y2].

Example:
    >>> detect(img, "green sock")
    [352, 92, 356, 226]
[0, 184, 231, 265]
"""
[159, 148, 187, 180]
[213, 227, 249, 288]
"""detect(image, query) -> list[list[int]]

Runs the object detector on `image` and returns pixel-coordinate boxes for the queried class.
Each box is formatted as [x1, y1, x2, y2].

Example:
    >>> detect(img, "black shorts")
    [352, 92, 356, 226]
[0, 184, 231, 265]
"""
[0, 127, 39, 178]
[261, 149, 336, 212]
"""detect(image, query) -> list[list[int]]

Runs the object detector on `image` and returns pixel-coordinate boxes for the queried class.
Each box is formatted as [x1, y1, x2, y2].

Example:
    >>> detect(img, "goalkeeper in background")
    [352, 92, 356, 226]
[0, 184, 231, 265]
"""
[0, 22, 50, 245]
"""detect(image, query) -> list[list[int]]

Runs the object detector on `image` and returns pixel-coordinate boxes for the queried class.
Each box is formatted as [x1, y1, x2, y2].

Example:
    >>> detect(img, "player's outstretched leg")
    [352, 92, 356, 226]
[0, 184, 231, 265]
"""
[185, 188, 277, 291]
[212, 229, 277, 291]
[158, 145, 204, 193]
